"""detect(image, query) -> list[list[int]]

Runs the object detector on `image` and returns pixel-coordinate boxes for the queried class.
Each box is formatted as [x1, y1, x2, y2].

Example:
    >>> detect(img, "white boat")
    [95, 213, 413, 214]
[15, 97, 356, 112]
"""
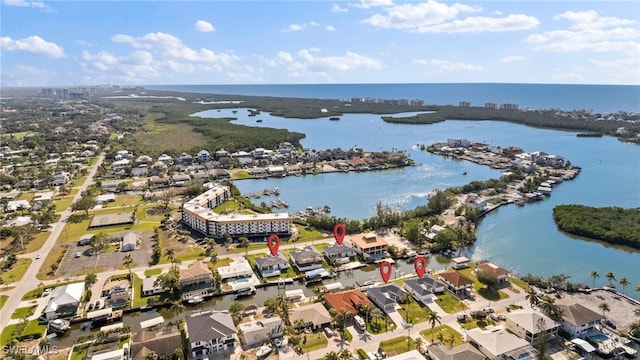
[187, 296, 204, 304]
[48, 319, 70, 333]
[256, 343, 273, 358]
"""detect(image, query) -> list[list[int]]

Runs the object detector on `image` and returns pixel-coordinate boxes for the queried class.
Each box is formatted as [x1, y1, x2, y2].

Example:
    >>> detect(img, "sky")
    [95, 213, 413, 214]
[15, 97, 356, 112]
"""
[1, 0, 639, 86]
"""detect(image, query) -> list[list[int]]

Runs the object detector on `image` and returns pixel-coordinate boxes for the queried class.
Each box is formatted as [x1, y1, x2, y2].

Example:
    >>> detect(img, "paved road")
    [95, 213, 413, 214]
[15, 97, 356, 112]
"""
[0, 154, 104, 330]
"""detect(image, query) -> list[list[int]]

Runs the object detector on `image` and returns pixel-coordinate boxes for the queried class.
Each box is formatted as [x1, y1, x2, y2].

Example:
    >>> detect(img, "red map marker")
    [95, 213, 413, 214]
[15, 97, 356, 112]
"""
[333, 223, 346, 245]
[414, 256, 428, 278]
[267, 234, 280, 257]
[380, 260, 392, 283]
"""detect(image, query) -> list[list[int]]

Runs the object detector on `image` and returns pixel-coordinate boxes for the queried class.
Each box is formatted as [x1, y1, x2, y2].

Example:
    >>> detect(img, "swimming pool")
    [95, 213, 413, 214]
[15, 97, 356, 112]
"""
[588, 333, 609, 342]
[234, 278, 250, 284]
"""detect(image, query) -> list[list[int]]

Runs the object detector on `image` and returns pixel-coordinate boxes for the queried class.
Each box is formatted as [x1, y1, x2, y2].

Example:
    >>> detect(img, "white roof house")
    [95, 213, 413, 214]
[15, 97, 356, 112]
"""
[467, 326, 536, 359]
[238, 317, 284, 347]
[217, 259, 254, 281]
[504, 309, 560, 344]
[6, 200, 30, 212]
[44, 282, 84, 320]
[120, 232, 138, 252]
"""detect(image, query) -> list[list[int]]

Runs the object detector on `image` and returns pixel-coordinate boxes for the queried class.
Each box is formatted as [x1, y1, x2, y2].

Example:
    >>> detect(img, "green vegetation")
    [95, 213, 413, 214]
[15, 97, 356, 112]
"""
[11, 306, 37, 319]
[144, 268, 163, 277]
[54, 196, 75, 212]
[0, 258, 31, 284]
[36, 245, 67, 280]
[379, 336, 414, 356]
[295, 226, 326, 243]
[0, 295, 8, 310]
[434, 291, 467, 313]
[459, 267, 509, 301]
[299, 332, 328, 352]
[553, 205, 640, 249]
[0, 319, 46, 346]
[382, 105, 640, 137]
[214, 200, 242, 214]
[420, 324, 464, 346]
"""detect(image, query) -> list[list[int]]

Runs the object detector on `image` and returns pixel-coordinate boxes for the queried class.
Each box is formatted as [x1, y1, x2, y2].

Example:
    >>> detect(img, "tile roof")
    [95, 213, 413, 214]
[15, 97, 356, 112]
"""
[438, 270, 473, 288]
[324, 289, 374, 315]
[350, 233, 388, 249]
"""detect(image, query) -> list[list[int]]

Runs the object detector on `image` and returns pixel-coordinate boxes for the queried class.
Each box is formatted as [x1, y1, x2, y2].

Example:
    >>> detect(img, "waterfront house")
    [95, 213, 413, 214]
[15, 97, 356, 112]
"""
[451, 256, 470, 269]
[288, 302, 332, 331]
[238, 317, 284, 347]
[474, 262, 510, 283]
[130, 325, 183, 360]
[427, 343, 485, 360]
[403, 276, 446, 305]
[367, 283, 405, 313]
[467, 327, 537, 360]
[290, 246, 324, 272]
[142, 276, 165, 296]
[322, 244, 355, 264]
[179, 260, 214, 293]
[185, 311, 236, 357]
[324, 289, 374, 315]
[267, 166, 285, 177]
[558, 303, 603, 338]
[217, 258, 255, 281]
[438, 270, 473, 297]
[44, 282, 84, 320]
[349, 233, 388, 262]
[101, 279, 130, 298]
[504, 309, 560, 345]
[254, 253, 289, 278]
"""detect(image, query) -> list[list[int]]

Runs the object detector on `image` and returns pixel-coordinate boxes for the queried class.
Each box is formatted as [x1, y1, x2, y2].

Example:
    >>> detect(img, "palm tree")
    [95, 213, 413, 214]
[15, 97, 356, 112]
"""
[165, 248, 176, 270]
[337, 307, 351, 333]
[436, 331, 445, 344]
[589, 270, 599, 288]
[338, 349, 352, 360]
[371, 308, 384, 332]
[605, 272, 615, 286]
[240, 237, 250, 256]
[360, 303, 372, 329]
[170, 300, 185, 314]
[122, 254, 133, 281]
[427, 309, 442, 342]
[401, 291, 413, 323]
[324, 351, 339, 360]
[619, 277, 630, 295]
[414, 337, 424, 354]
[525, 288, 540, 309]
[599, 302, 610, 321]
[172, 348, 184, 360]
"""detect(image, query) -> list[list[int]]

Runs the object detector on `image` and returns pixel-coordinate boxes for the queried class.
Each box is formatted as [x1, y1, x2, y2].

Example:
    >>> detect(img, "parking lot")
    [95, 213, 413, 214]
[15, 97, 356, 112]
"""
[58, 232, 153, 277]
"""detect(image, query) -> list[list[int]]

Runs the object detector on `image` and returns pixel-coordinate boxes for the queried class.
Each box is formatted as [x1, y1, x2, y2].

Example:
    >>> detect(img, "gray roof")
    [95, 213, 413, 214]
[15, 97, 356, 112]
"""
[427, 343, 485, 360]
[186, 311, 236, 343]
[323, 244, 355, 257]
[290, 246, 323, 265]
[255, 253, 288, 268]
[403, 276, 445, 296]
[559, 303, 603, 326]
[367, 283, 404, 307]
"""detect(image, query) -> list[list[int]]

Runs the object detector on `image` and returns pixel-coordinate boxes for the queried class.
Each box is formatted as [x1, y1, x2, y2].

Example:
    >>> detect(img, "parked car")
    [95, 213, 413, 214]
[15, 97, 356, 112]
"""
[35, 254, 41, 260]
[324, 327, 335, 338]
[273, 338, 282, 348]
[88, 303, 94, 311]
[95, 300, 101, 309]
[75, 252, 81, 258]
[378, 348, 387, 359]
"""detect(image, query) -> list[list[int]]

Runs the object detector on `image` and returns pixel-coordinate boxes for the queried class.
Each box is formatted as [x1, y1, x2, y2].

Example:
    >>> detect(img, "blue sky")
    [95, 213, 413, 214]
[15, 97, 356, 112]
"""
[1, 0, 639, 86]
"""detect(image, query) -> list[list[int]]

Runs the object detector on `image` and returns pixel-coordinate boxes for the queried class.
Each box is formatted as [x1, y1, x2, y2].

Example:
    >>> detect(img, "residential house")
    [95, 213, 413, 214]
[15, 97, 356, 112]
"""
[112, 159, 131, 170]
[101, 279, 130, 298]
[120, 232, 138, 252]
[558, 303, 603, 338]
[149, 176, 171, 188]
[44, 282, 84, 320]
[451, 256, 470, 270]
[467, 326, 538, 360]
[403, 276, 446, 305]
[349, 233, 388, 262]
[6, 200, 30, 212]
[215, 149, 230, 159]
[322, 244, 355, 264]
[134, 155, 153, 166]
[254, 253, 289, 278]
[131, 167, 149, 177]
[288, 303, 332, 331]
[324, 289, 374, 315]
[130, 325, 183, 360]
[426, 343, 485, 360]
[474, 262, 510, 283]
[179, 260, 214, 293]
[290, 246, 324, 272]
[367, 283, 404, 313]
[504, 309, 560, 345]
[210, 169, 230, 179]
[171, 174, 191, 186]
[197, 149, 211, 163]
[217, 259, 255, 281]
[89, 348, 125, 360]
[267, 166, 285, 177]
[51, 172, 71, 186]
[238, 317, 284, 347]
[438, 270, 473, 297]
[142, 276, 165, 296]
[185, 311, 236, 357]
[177, 153, 193, 165]
[102, 279, 131, 309]
[157, 154, 173, 165]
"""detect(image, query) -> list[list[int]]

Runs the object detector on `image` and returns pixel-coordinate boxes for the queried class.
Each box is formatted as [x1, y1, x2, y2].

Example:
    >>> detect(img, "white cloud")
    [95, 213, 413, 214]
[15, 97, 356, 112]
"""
[264, 49, 383, 77]
[111, 32, 237, 64]
[416, 14, 539, 33]
[281, 22, 320, 32]
[414, 59, 482, 72]
[0, 35, 64, 57]
[501, 55, 526, 63]
[352, 0, 394, 9]
[363, 0, 479, 29]
[326, 25, 337, 32]
[0, 64, 56, 86]
[555, 10, 636, 30]
[2, 0, 52, 11]
[195, 20, 216, 32]
[528, 10, 639, 56]
[331, 3, 348, 13]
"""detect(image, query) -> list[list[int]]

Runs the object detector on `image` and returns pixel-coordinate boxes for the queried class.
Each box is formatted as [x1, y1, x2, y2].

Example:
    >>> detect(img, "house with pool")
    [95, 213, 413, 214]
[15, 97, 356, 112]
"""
[254, 253, 289, 278]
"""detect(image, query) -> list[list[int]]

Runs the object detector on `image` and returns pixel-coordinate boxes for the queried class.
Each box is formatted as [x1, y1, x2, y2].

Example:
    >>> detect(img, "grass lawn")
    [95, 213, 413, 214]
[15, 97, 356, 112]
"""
[70, 343, 91, 360]
[458, 267, 508, 301]
[0, 295, 8, 310]
[420, 324, 463, 346]
[54, 196, 74, 212]
[73, 267, 105, 277]
[144, 268, 163, 277]
[24, 231, 50, 253]
[36, 245, 68, 280]
[157, 230, 205, 264]
[509, 277, 530, 292]
[0, 319, 47, 346]
[229, 242, 271, 254]
[458, 317, 497, 330]
[0, 131, 35, 140]
[0, 258, 32, 284]
[398, 300, 438, 324]
[245, 252, 301, 280]
[434, 292, 467, 313]
[214, 200, 242, 214]
[296, 226, 325, 242]
[11, 306, 37, 319]
[209, 257, 232, 270]
[367, 315, 398, 334]
[230, 170, 252, 180]
[117, 263, 138, 270]
[70, 177, 87, 187]
[379, 336, 414, 356]
[132, 274, 146, 308]
[299, 333, 328, 353]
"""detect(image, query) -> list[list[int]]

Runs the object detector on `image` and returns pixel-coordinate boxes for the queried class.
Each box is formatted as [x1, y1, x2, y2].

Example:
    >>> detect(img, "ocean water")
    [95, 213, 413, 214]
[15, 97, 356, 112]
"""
[146, 83, 640, 113]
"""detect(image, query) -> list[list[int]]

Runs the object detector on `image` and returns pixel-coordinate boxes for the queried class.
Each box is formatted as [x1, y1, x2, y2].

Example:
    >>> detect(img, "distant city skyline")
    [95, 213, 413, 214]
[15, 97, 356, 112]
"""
[1, 0, 639, 86]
